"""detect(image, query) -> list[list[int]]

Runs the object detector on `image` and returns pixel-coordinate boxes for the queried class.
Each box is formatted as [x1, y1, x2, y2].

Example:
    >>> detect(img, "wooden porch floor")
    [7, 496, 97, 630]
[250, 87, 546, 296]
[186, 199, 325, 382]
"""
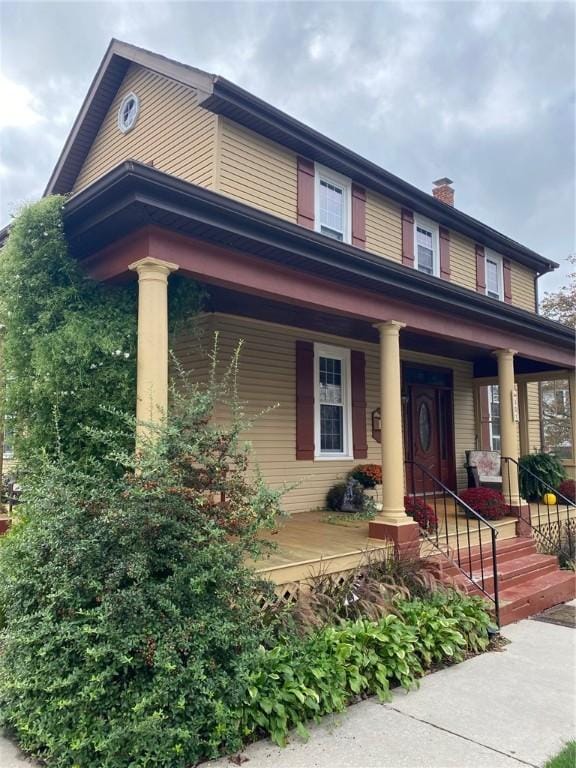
[251, 502, 576, 586]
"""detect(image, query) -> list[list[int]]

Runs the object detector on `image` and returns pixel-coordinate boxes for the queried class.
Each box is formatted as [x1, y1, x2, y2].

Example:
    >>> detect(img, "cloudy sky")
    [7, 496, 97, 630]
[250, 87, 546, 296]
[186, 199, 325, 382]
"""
[1, 1, 574, 297]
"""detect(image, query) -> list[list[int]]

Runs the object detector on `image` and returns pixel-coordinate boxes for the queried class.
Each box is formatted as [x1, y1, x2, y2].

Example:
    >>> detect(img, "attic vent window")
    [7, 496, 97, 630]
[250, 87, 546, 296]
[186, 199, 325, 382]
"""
[117, 92, 139, 133]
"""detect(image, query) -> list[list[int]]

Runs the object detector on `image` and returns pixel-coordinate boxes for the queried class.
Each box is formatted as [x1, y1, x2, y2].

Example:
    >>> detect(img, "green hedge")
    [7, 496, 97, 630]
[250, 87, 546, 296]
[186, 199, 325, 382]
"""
[242, 591, 491, 746]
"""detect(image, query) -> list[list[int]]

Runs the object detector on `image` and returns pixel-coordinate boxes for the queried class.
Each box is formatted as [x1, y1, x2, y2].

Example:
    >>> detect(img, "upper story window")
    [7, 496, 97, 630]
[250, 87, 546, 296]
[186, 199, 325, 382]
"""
[485, 251, 504, 300]
[414, 215, 439, 276]
[314, 343, 353, 459]
[117, 92, 140, 134]
[315, 165, 351, 243]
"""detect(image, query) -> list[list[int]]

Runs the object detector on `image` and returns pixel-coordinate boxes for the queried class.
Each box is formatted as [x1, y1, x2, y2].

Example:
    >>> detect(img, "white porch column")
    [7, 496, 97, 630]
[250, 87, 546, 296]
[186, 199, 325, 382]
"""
[494, 348, 525, 509]
[129, 256, 179, 445]
[369, 321, 419, 550]
[517, 380, 530, 457]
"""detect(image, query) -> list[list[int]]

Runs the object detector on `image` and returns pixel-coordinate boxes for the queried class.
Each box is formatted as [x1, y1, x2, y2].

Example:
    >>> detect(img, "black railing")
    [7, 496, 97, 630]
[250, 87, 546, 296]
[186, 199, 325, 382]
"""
[501, 456, 575, 564]
[405, 460, 500, 627]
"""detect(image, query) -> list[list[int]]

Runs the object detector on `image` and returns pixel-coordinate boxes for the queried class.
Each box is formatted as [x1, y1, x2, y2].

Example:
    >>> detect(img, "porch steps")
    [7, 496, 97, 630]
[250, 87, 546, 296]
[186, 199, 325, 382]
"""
[436, 537, 576, 626]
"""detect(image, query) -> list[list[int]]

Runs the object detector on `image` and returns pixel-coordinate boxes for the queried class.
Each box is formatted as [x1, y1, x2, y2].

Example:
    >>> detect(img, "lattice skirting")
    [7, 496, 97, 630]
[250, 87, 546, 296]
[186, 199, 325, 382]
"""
[532, 518, 576, 559]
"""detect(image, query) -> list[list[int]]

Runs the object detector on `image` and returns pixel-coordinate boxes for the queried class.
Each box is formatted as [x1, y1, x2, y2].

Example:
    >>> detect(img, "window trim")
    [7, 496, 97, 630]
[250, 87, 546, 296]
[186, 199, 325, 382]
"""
[117, 92, 140, 134]
[314, 163, 352, 244]
[487, 385, 501, 452]
[485, 250, 504, 301]
[314, 343, 353, 460]
[413, 214, 440, 277]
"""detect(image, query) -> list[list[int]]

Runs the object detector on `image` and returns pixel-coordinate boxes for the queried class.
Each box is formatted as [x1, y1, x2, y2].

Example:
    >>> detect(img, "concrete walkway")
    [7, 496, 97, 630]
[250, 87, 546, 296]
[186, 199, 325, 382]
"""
[1, 611, 574, 768]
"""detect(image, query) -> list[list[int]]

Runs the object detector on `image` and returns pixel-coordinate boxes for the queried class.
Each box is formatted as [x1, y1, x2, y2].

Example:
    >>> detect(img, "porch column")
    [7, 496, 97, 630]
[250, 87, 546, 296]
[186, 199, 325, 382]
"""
[517, 380, 530, 457]
[494, 348, 526, 512]
[369, 321, 419, 552]
[569, 370, 576, 478]
[129, 256, 179, 445]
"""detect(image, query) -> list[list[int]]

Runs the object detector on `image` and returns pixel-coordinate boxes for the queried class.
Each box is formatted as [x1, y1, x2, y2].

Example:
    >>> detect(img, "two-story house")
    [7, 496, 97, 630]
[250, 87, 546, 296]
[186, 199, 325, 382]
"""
[16, 40, 576, 621]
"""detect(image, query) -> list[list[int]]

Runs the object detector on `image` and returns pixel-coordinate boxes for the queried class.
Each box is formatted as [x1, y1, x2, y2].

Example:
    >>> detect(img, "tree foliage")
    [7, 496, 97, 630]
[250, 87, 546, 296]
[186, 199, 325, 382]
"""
[0, 360, 282, 767]
[540, 254, 576, 328]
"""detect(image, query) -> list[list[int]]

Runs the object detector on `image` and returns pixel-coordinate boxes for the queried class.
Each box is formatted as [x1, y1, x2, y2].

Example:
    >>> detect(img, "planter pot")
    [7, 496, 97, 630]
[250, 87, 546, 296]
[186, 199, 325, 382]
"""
[364, 485, 382, 503]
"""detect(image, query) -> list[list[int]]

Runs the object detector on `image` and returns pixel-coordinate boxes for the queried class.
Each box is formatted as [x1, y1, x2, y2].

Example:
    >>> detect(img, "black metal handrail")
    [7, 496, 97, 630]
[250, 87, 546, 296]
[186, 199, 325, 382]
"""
[501, 456, 575, 562]
[405, 460, 500, 627]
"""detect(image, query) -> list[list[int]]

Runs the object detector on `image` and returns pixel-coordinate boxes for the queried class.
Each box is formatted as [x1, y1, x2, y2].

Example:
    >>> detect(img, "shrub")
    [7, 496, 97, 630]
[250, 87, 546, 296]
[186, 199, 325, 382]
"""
[459, 487, 507, 520]
[557, 479, 575, 503]
[244, 592, 491, 746]
[348, 464, 382, 489]
[325, 480, 364, 512]
[519, 453, 567, 501]
[404, 495, 438, 532]
[0, 359, 282, 768]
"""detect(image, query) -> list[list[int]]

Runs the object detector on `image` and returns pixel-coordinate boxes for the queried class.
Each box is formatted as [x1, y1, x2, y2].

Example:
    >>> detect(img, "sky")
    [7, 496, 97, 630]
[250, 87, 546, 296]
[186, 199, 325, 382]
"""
[1, 0, 574, 300]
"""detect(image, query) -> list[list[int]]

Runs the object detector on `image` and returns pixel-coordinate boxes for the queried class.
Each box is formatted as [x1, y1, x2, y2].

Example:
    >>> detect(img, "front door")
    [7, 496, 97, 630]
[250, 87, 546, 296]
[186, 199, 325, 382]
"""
[404, 366, 456, 495]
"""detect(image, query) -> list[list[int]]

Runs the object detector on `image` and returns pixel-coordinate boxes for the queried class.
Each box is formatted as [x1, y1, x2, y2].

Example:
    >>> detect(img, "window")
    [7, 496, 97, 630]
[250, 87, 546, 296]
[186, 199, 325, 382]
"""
[117, 92, 140, 134]
[488, 385, 500, 451]
[314, 344, 352, 458]
[485, 251, 503, 300]
[315, 165, 351, 243]
[414, 216, 439, 276]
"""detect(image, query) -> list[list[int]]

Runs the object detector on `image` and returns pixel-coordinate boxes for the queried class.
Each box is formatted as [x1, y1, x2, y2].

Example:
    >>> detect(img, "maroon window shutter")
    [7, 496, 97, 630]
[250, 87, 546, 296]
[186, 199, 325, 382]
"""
[439, 227, 451, 280]
[350, 350, 368, 459]
[475, 245, 486, 293]
[297, 157, 315, 230]
[351, 184, 366, 249]
[503, 259, 513, 303]
[295, 340, 314, 459]
[401, 209, 414, 267]
[479, 387, 491, 450]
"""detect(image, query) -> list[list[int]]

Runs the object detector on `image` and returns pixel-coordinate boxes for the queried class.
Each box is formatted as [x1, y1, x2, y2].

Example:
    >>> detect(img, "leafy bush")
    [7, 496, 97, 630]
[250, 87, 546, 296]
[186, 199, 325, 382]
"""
[519, 453, 567, 501]
[348, 464, 382, 489]
[557, 479, 575, 503]
[0, 361, 282, 768]
[459, 487, 507, 520]
[325, 481, 364, 511]
[245, 591, 491, 746]
[404, 495, 438, 531]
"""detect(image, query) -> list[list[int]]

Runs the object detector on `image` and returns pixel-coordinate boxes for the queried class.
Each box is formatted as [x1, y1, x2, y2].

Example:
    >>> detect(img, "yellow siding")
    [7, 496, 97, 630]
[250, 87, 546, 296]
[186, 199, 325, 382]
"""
[511, 263, 536, 312]
[365, 191, 402, 263]
[449, 232, 477, 292]
[73, 64, 218, 193]
[174, 313, 477, 514]
[217, 118, 298, 222]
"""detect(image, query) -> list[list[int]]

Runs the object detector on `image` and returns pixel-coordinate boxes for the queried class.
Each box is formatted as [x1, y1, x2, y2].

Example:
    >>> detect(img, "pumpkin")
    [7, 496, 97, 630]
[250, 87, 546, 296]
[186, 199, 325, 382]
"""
[542, 492, 557, 506]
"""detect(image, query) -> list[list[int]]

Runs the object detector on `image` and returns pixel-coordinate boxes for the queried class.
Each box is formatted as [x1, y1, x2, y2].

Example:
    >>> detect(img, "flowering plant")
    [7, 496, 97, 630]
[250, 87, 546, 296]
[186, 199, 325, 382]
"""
[404, 495, 438, 532]
[348, 464, 382, 489]
[459, 487, 507, 520]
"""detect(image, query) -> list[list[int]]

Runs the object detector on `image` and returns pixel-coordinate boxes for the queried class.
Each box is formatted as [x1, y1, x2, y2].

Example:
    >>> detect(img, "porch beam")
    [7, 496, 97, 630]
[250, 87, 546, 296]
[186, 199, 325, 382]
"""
[128, 256, 179, 445]
[475, 369, 573, 386]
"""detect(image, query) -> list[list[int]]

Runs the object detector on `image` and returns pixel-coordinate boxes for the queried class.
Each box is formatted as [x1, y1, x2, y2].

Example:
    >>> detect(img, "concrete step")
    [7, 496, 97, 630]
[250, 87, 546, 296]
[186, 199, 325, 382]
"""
[451, 553, 559, 595]
[499, 570, 576, 625]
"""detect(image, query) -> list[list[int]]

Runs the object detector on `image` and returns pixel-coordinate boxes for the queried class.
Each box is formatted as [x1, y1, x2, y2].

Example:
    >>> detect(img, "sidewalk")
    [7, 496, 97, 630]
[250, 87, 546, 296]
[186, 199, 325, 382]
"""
[1, 609, 575, 768]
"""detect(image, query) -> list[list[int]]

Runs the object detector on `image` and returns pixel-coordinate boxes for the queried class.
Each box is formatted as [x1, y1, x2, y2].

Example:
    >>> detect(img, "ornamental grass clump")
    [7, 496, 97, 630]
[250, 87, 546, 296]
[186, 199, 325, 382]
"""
[0, 356, 282, 768]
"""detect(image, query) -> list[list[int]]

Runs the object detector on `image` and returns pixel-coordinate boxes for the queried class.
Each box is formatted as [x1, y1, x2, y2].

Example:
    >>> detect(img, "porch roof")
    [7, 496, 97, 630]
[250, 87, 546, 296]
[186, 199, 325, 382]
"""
[64, 161, 574, 369]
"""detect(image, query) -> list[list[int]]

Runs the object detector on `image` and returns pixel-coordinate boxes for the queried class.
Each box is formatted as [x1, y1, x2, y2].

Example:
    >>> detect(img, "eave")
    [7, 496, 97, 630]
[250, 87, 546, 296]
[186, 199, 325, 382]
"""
[63, 161, 573, 356]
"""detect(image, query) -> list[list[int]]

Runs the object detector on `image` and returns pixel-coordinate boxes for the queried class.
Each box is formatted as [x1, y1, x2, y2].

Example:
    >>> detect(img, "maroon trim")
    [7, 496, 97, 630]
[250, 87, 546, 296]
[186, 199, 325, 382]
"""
[297, 157, 315, 230]
[86, 227, 575, 369]
[351, 184, 366, 249]
[350, 350, 368, 458]
[475, 245, 486, 293]
[439, 227, 451, 281]
[295, 340, 315, 459]
[402, 209, 415, 267]
[503, 259, 513, 304]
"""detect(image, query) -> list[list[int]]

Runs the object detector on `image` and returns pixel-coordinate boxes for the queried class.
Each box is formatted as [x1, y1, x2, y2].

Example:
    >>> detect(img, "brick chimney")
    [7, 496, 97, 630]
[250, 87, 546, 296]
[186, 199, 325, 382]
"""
[432, 177, 454, 206]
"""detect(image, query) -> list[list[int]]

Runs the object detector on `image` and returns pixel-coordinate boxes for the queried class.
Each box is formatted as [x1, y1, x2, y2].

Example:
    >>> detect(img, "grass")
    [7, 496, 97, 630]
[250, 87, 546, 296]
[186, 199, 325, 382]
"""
[544, 740, 576, 768]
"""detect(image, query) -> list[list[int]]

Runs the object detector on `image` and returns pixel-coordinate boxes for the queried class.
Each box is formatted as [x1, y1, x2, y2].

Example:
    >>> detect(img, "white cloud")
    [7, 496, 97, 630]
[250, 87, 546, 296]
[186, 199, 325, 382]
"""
[0, 74, 45, 130]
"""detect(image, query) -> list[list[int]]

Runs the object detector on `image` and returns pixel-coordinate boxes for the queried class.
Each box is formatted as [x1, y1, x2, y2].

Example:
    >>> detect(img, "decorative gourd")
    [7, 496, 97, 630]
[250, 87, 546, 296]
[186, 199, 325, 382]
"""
[542, 492, 557, 506]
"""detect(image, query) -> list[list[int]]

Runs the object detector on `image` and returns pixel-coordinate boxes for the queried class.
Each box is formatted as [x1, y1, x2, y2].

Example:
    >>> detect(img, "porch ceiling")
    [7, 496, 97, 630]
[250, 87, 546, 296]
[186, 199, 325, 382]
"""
[207, 286, 567, 376]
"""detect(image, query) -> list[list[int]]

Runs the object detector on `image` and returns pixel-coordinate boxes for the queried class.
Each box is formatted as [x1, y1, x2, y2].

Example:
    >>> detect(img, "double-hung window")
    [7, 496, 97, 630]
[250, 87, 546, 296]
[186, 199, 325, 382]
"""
[315, 165, 351, 243]
[488, 385, 501, 451]
[414, 215, 439, 276]
[314, 344, 352, 459]
[485, 251, 504, 300]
